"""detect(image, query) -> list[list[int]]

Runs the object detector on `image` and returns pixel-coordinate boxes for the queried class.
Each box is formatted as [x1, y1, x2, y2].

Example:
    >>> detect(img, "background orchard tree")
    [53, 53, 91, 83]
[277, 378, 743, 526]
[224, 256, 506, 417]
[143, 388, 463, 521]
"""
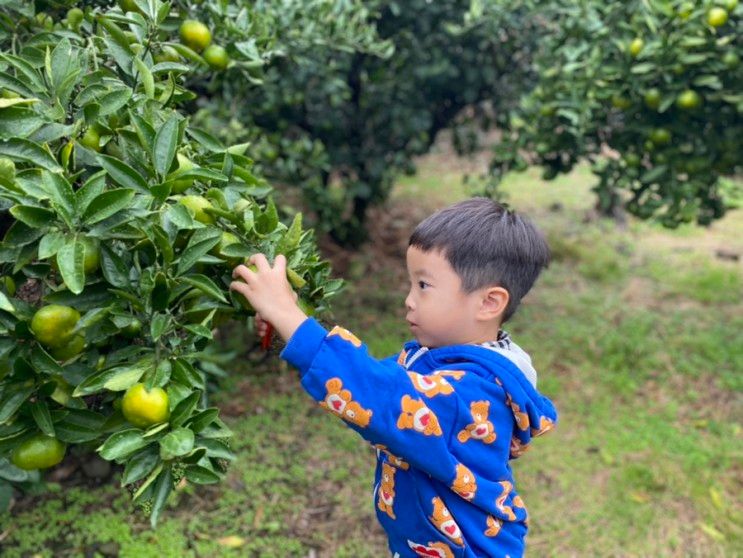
[196, 0, 540, 246]
[0, 0, 340, 524]
[485, 0, 742, 227]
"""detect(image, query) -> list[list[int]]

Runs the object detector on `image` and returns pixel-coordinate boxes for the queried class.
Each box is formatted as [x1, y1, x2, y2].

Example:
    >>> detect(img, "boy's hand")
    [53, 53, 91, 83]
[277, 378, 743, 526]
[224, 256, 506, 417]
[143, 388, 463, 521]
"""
[230, 254, 307, 342]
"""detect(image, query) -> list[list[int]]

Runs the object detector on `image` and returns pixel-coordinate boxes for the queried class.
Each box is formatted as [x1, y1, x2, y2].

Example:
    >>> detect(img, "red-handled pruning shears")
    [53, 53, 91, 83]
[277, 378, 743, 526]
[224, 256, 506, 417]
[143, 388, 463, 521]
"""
[261, 323, 274, 351]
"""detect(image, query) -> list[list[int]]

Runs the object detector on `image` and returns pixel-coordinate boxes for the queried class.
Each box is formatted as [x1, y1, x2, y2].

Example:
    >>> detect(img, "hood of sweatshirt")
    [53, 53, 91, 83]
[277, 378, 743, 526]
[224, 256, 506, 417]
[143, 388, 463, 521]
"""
[399, 340, 557, 455]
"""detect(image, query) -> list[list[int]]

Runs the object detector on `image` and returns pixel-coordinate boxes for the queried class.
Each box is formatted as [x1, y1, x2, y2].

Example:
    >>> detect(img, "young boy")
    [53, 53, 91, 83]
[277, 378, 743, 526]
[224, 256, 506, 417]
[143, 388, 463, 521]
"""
[230, 198, 557, 558]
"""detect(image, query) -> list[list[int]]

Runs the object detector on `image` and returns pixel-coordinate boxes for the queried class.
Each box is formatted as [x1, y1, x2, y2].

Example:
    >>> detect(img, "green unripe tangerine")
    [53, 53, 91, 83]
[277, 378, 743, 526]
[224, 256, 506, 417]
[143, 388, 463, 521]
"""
[629, 38, 644, 57]
[707, 7, 729, 27]
[643, 88, 662, 110]
[31, 305, 81, 349]
[50, 334, 85, 361]
[11, 434, 66, 470]
[80, 128, 101, 152]
[179, 20, 212, 52]
[676, 90, 702, 110]
[66, 8, 84, 29]
[203, 44, 230, 71]
[168, 153, 196, 194]
[179, 195, 215, 224]
[121, 383, 170, 428]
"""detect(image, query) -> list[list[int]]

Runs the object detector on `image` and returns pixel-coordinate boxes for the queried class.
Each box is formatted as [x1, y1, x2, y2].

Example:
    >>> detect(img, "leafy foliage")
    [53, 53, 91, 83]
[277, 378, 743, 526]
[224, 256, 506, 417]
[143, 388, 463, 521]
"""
[0, 0, 340, 524]
[197, 0, 539, 245]
[486, 0, 742, 227]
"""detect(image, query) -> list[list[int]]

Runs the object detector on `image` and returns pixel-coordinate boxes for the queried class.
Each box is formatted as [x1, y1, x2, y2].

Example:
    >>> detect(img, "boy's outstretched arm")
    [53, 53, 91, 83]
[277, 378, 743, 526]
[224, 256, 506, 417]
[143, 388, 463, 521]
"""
[230, 253, 307, 342]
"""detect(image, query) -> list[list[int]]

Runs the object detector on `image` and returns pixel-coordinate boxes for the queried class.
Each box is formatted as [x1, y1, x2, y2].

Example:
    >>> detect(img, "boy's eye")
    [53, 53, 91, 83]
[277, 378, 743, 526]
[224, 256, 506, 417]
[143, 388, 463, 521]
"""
[418, 281, 428, 290]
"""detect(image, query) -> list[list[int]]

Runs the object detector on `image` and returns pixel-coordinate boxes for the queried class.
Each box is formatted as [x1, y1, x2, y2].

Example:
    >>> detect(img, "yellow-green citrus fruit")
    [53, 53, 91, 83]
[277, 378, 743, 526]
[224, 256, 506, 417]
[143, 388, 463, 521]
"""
[676, 89, 702, 110]
[50, 334, 85, 361]
[66, 8, 84, 29]
[155, 45, 181, 64]
[80, 127, 101, 152]
[121, 318, 142, 338]
[119, 0, 141, 13]
[677, 2, 695, 19]
[168, 153, 196, 193]
[121, 383, 170, 428]
[179, 20, 212, 52]
[50, 375, 72, 406]
[234, 198, 252, 213]
[210, 231, 240, 260]
[179, 195, 215, 224]
[31, 305, 81, 349]
[11, 434, 66, 470]
[643, 88, 662, 110]
[724, 0, 738, 11]
[723, 51, 740, 69]
[650, 128, 672, 146]
[2, 275, 16, 296]
[203, 44, 229, 71]
[707, 7, 729, 27]
[82, 237, 101, 274]
[629, 38, 644, 57]
[611, 95, 632, 110]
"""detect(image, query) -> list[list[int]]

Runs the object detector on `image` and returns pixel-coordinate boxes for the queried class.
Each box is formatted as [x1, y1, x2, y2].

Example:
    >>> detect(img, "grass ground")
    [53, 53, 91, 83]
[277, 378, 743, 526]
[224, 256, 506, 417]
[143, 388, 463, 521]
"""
[1, 147, 741, 557]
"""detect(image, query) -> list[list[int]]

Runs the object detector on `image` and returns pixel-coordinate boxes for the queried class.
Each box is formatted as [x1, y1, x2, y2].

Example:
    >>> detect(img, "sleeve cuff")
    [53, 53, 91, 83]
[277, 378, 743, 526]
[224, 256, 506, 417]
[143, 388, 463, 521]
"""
[280, 317, 328, 374]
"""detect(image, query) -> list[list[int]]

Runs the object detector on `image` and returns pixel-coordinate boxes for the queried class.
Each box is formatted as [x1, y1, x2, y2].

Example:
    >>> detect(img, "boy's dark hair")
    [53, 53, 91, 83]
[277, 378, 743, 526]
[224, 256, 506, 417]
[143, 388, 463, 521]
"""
[409, 198, 550, 322]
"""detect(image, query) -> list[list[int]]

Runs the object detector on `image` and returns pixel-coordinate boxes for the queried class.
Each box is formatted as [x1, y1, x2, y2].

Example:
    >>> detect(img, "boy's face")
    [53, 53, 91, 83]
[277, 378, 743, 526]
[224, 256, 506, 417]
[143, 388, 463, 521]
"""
[405, 246, 495, 348]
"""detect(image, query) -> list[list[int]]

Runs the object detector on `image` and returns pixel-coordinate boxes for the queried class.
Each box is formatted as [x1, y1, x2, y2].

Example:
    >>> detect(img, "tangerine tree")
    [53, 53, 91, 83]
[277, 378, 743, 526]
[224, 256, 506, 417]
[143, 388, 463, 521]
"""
[485, 0, 742, 227]
[0, 0, 340, 524]
[194, 0, 540, 245]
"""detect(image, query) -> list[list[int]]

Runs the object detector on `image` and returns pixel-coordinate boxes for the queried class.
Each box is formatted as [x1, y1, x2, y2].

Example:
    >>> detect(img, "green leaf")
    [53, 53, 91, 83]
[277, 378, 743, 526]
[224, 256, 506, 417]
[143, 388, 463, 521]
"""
[0, 385, 34, 424]
[9, 205, 55, 228]
[129, 111, 155, 151]
[169, 391, 200, 428]
[42, 171, 76, 227]
[97, 428, 148, 461]
[57, 236, 86, 294]
[98, 88, 133, 117]
[96, 154, 149, 192]
[149, 313, 169, 342]
[52, 409, 107, 443]
[76, 171, 107, 215]
[0, 292, 15, 314]
[185, 127, 225, 152]
[176, 236, 221, 276]
[0, 138, 61, 172]
[153, 115, 179, 178]
[133, 57, 155, 99]
[185, 465, 220, 484]
[171, 359, 204, 389]
[82, 189, 135, 225]
[121, 447, 159, 486]
[0, 97, 39, 108]
[159, 427, 194, 460]
[29, 345, 64, 376]
[149, 467, 173, 528]
[100, 244, 130, 288]
[30, 400, 55, 437]
[185, 408, 219, 433]
[72, 355, 154, 396]
[38, 230, 66, 259]
[180, 274, 228, 303]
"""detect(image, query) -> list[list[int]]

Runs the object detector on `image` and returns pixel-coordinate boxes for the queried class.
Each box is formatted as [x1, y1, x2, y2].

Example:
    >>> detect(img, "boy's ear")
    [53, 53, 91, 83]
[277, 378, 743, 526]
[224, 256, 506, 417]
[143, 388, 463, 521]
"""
[477, 286, 509, 321]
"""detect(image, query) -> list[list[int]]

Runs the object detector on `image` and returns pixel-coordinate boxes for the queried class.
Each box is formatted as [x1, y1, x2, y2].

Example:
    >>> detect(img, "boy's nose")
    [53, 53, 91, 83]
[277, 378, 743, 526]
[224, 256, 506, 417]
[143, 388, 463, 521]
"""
[405, 291, 414, 311]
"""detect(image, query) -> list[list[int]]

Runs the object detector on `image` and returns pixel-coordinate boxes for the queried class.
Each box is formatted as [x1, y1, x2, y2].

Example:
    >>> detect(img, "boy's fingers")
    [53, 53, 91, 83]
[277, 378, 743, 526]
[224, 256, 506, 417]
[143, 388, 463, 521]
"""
[249, 253, 270, 272]
[229, 281, 251, 298]
[232, 264, 255, 282]
[273, 254, 287, 272]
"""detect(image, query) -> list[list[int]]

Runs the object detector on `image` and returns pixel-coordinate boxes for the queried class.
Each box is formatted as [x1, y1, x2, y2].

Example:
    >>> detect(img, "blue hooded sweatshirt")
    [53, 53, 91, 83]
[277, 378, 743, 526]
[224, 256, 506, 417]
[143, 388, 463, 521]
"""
[281, 318, 558, 558]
